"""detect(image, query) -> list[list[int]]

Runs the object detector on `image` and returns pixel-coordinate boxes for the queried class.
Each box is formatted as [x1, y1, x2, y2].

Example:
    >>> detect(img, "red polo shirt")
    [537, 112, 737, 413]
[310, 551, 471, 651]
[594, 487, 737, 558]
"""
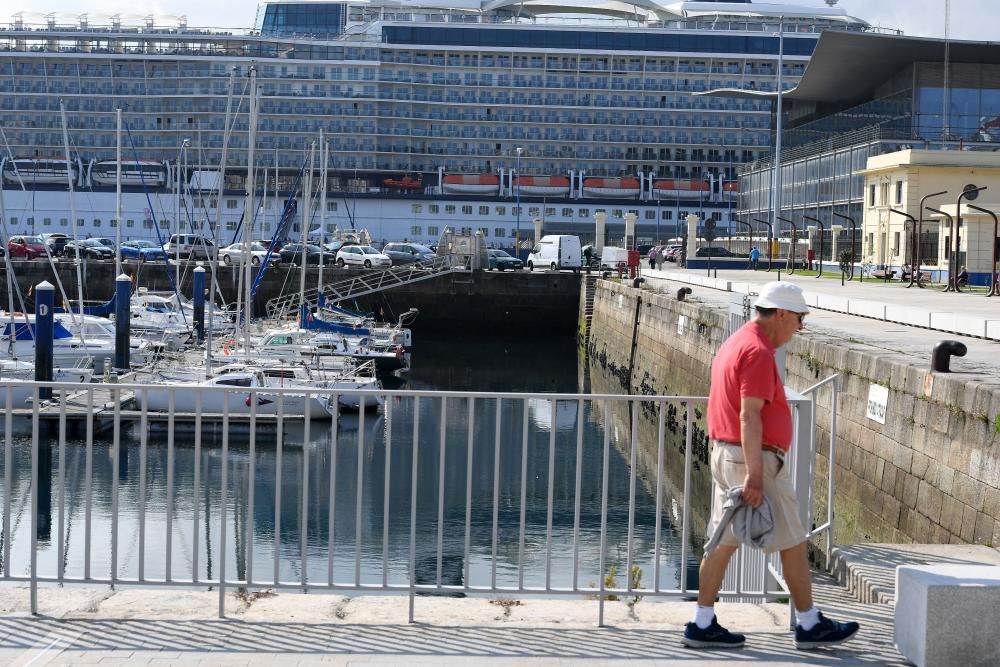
[707, 321, 792, 451]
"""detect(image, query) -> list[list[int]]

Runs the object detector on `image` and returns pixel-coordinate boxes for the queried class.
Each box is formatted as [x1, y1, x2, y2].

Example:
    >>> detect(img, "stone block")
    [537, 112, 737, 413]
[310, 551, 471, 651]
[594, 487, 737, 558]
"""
[902, 473, 920, 509]
[941, 496, 966, 536]
[974, 512, 994, 545]
[962, 505, 979, 542]
[953, 473, 985, 511]
[881, 463, 899, 494]
[916, 481, 944, 524]
[937, 467, 955, 496]
[847, 298, 886, 319]
[988, 319, 1000, 341]
[911, 452, 930, 479]
[885, 304, 932, 328]
[895, 564, 1000, 667]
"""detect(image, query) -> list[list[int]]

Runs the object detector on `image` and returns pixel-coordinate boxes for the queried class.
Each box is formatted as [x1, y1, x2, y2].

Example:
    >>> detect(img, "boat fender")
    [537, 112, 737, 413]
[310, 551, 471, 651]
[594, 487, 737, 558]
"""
[222, 340, 236, 355]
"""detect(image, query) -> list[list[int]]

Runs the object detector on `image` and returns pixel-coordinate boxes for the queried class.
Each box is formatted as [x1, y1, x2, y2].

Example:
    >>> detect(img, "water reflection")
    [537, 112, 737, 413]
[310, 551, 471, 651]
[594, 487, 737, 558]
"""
[2, 335, 705, 595]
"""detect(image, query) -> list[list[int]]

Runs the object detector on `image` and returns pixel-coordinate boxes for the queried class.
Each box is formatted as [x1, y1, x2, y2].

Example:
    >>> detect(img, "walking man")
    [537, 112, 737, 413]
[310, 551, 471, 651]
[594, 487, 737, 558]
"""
[749, 245, 760, 271]
[683, 282, 859, 650]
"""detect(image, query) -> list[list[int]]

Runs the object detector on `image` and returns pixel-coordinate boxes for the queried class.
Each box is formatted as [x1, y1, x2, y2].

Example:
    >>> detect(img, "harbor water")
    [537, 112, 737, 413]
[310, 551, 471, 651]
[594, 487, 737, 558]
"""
[1, 335, 703, 595]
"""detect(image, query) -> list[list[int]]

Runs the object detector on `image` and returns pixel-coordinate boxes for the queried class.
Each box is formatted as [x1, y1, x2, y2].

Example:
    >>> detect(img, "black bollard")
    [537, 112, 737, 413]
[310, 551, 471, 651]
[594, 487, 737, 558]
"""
[930, 340, 967, 373]
[192, 266, 205, 343]
[34, 281, 54, 400]
[115, 273, 131, 370]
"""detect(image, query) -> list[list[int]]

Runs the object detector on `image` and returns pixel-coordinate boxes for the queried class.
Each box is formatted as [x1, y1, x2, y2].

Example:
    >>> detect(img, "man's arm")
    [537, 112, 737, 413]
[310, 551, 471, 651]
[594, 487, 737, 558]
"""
[740, 396, 766, 507]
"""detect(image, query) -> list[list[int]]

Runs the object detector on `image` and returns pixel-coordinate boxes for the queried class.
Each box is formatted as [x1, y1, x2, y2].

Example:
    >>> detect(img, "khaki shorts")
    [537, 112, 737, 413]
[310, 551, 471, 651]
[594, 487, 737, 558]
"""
[707, 441, 807, 554]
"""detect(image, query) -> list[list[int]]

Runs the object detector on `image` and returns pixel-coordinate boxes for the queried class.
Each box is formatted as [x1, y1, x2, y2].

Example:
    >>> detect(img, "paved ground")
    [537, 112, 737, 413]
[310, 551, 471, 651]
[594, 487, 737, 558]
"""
[639, 264, 1000, 375]
[0, 571, 905, 666]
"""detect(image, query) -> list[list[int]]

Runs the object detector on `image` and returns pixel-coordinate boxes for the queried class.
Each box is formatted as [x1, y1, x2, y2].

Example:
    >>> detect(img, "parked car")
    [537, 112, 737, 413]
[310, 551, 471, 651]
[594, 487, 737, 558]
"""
[663, 244, 684, 262]
[120, 239, 167, 262]
[220, 241, 279, 266]
[91, 237, 117, 250]
[382, 242, 436, 266]
[487, 248, 523, 271]
[323, 240, 355, 254]
[336, 245, 392, 269]
[65, 238, 115, 260]
[162, 233, 217, 260]
[279, 242, 334, 265]
[7, 235, 48, 259]
[40, 232, 70, 257]
[695, 246, 734, 257]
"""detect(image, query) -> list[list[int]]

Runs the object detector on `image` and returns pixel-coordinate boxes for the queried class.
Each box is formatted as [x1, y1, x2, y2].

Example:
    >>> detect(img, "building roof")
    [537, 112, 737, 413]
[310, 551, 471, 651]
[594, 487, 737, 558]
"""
[699, 30, 1000, 105]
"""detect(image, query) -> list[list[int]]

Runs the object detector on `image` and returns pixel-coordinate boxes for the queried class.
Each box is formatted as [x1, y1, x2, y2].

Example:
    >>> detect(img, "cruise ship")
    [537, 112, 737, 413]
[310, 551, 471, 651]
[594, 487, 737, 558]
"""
[0, 1, 877, 248]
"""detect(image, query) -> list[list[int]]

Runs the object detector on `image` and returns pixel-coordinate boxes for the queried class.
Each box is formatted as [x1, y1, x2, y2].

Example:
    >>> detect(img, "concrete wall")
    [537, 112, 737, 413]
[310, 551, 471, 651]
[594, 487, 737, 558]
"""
[586, 279, 1000, 551]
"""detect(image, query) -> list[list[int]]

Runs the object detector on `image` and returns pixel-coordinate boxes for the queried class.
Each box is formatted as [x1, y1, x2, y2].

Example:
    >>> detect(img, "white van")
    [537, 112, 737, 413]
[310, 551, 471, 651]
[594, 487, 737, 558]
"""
[598, 246, 629, 270]
[526, 235, 582, 272]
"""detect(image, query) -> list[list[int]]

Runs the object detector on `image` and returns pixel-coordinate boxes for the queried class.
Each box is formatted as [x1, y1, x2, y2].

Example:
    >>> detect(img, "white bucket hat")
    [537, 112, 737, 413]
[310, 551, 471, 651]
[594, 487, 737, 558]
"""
[753, 282, 810, 313]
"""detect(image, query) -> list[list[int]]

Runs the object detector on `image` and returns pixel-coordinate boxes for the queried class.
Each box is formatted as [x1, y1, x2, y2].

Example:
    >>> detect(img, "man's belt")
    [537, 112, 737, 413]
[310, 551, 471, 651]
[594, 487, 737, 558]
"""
[712, 440, 787, 459]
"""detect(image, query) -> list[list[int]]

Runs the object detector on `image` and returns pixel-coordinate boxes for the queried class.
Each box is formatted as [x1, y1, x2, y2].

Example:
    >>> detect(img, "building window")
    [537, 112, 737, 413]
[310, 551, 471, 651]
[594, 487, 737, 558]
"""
[462, 205, 473, 215]
[496, 206, 506, 216]
[895, 180, 903, 204]
[429, 204, 439, 214]
[410, 225, 422, 235]
[579, 209, 589, 218]
[411, 204, 422, 214]
[880, 182, 889, 205]
[869, 184, 876, 206]
[494, 228, 506, 238]
[479, 206, 489, 215]
[227, 199, 238, 209]
[445, 205, 456, 214]
[428, 226, 439, 236]
[893, 231, 900, 256]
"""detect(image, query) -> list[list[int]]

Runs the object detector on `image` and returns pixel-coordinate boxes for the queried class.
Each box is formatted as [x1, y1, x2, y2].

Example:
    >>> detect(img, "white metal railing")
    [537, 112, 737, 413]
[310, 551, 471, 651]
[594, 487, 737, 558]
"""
[0, 377, 836, 623]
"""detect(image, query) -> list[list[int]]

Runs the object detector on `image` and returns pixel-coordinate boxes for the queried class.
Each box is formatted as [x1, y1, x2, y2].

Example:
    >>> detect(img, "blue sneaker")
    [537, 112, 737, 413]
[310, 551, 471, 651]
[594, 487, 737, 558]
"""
[682, 616, 746, 649]
[795, 612, 860, 649]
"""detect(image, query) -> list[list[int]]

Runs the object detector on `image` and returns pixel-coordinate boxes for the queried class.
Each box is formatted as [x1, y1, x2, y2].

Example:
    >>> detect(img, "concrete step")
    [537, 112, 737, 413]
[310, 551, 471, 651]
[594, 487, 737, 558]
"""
[830, 543, 1000, 605]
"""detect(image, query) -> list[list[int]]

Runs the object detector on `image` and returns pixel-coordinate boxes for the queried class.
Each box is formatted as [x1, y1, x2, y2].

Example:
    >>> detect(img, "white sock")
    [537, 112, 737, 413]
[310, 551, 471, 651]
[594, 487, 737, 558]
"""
[693, 605, 715, 629]
[797, 607, 820, 631]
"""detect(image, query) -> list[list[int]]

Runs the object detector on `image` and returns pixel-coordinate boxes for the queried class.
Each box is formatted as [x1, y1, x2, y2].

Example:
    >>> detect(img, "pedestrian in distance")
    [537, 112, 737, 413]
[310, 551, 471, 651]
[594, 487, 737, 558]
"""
[648, 246, 657, 270]
[655, 247, 665, 271]
[683, 281, 860, 651]
[749, 246, 760, 271]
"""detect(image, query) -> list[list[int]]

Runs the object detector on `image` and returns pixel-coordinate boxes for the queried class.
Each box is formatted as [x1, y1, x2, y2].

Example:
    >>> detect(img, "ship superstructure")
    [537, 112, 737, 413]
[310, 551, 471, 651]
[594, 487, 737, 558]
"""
[0, 1, 875, 245]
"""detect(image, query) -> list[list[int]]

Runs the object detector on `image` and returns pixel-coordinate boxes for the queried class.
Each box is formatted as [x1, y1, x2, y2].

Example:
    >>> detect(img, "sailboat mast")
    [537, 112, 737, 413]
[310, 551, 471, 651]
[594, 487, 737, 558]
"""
[242, 67, 258, 354]
[318, 131, 327, 303]
[115, 107, 123, 275]
[0, 165, 17, 358]
[209, 68, 236, 373]
[58, 99, 85, 329]
[299, 142, 316, 317]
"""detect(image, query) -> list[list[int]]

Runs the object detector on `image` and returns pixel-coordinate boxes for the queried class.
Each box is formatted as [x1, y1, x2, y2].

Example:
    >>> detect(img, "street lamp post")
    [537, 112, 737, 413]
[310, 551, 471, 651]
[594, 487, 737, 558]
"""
[925, 206, 954, 290]
[753, 217, 773, 271]
[832, 212, 857, 281]
[515, 146, 523, 259]
[804, 215, 824, 277]
[889, 208, 916, 286]
[966, 204, 999, 296]
[776, 215, 797, 274]
[948, 186, 987, 292]
[915, 190, 948, 288]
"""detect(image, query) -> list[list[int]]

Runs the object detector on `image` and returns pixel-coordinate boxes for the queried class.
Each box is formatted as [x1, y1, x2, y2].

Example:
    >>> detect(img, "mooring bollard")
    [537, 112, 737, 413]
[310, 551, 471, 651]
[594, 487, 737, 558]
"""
[192, 266, 205, 344]
[115, 273, 131, 370]
[34, 281, 54, 400]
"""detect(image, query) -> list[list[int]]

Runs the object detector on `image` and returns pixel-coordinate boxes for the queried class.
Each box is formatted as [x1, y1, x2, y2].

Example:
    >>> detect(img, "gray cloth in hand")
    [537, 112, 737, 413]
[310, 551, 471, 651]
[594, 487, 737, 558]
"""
[703, 486, 776, 555]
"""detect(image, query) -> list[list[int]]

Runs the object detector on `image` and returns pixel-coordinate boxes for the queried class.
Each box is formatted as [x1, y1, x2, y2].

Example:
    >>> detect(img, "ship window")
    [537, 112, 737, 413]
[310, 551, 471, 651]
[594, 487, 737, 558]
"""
[545, 207, 555, 217]
[645, 211, 656, 220]
[226, 199, 238, 209]
[410, 225, 422, 235]
[143, 220, 153, 229]
[612, 210, 623, 218]
[496, 207, 506, 215]
[528, 207, 539, 216]
[494, 228, 506, 238]
[327, 202, 337, 212]
[9, 217, 16, 226]
[512, 207, 521, 216]
[461, 227, 472, 235]
[445, 205, 455, 215]
[479, 206, 489, 215]
[26, 217, 34, 227]
[662, 210, 672, 220]
[93, 219, 101, 227]
[462, 205, 473, 215]
[412, 204, 422, 214]
[429, 205, 439, 214]
[226, 221, 238, 231]
[127, 220, 135, 227]
[77, 218, 85, 227]
[109, 219, 117, 228]
[479, 227, 489, 236]
[60, 218, 68, 227]
[579, 209, 589, 218]
[562, 208, 573, 217]
[428, 226, 439, 236]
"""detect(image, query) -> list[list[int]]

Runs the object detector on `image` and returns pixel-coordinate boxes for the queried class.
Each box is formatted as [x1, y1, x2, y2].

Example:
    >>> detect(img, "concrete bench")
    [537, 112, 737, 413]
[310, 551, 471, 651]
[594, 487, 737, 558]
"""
[895, 564, 1000, 667]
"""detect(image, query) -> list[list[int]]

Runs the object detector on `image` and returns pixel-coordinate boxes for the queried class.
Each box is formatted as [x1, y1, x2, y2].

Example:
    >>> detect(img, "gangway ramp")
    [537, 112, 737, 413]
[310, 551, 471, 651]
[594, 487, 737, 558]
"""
[266, 255, 462, 320]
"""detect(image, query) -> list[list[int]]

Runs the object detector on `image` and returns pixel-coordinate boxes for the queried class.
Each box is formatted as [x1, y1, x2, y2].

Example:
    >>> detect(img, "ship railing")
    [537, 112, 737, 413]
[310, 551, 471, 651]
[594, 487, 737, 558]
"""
[2, 377, 840, 623]
[265, 254, 460, 321]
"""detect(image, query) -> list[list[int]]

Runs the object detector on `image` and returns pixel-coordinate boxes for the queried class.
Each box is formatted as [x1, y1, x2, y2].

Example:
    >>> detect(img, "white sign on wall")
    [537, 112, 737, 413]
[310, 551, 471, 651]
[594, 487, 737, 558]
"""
[866, 384, 889, 424]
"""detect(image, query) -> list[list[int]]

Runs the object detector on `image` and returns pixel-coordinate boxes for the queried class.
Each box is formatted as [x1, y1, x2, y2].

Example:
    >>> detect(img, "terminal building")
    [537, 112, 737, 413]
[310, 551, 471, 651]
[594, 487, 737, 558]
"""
[734, 30, 1000, 284]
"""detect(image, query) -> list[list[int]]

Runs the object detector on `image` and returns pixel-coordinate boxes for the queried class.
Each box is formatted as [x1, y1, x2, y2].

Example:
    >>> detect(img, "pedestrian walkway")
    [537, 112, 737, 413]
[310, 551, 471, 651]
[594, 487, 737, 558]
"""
[0, 572, 905, 666]
[640, 265, 1000, 375]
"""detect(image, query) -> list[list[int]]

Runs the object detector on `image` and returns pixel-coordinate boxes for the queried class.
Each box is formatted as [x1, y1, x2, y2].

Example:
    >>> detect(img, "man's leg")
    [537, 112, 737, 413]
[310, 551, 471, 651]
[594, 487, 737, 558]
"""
[779, 541, 813, 612]
[697, 544, 738, 606]
[780, 541, 860, 649]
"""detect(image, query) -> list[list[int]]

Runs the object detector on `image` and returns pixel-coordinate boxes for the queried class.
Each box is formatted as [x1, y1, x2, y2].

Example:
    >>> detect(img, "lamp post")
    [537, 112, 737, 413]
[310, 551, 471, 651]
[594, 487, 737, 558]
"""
[832, 212, 857, 281]
[915, 190, 948, 288]
[889, 208, 917, 286]
[926, 205, 954, 290]
[966, 204, 998, 297]
[948, 186, 987, 292]
[776, 215, 797, 274]
[804, 214, 824, 277]
[753, 217, 773, 271]
[515, 146, 523, 259]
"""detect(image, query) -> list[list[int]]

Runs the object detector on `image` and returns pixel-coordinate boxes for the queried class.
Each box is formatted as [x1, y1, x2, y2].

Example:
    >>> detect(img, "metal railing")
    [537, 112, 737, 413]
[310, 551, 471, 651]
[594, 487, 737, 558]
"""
[0, 376, 838, 623]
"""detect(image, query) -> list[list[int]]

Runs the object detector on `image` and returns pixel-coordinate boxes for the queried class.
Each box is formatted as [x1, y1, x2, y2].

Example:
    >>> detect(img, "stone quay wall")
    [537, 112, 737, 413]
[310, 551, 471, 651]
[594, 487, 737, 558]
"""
[585, 279, 1000, 552]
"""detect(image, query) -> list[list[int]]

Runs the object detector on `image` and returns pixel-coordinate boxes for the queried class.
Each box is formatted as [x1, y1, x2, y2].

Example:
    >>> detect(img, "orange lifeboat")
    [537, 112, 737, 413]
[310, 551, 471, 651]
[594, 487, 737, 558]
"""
[722, 181, 739, 193]
[383, 176, 423, 191]
[582, 177, 641, 198]
[442, 174, 501, 195]
[513, 175, 570, 197]
[651, 179, 711, 199]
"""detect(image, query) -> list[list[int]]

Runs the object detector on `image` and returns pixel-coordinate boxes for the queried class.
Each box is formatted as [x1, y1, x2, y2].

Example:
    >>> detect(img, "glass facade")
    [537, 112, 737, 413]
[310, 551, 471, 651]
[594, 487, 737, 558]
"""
[260, 3, 347, 38]
[914, 63, 1000, 142]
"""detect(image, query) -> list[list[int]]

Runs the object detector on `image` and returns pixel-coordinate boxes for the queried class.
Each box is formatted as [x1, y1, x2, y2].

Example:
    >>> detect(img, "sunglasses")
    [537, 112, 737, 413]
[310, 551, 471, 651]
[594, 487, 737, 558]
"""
[781, 309, 805, 325]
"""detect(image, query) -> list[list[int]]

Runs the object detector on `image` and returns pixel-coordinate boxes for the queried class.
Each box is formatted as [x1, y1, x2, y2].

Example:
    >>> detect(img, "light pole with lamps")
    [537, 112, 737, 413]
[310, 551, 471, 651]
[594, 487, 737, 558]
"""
[804, 215, 824, 277]
[515, 146, 523, 259]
